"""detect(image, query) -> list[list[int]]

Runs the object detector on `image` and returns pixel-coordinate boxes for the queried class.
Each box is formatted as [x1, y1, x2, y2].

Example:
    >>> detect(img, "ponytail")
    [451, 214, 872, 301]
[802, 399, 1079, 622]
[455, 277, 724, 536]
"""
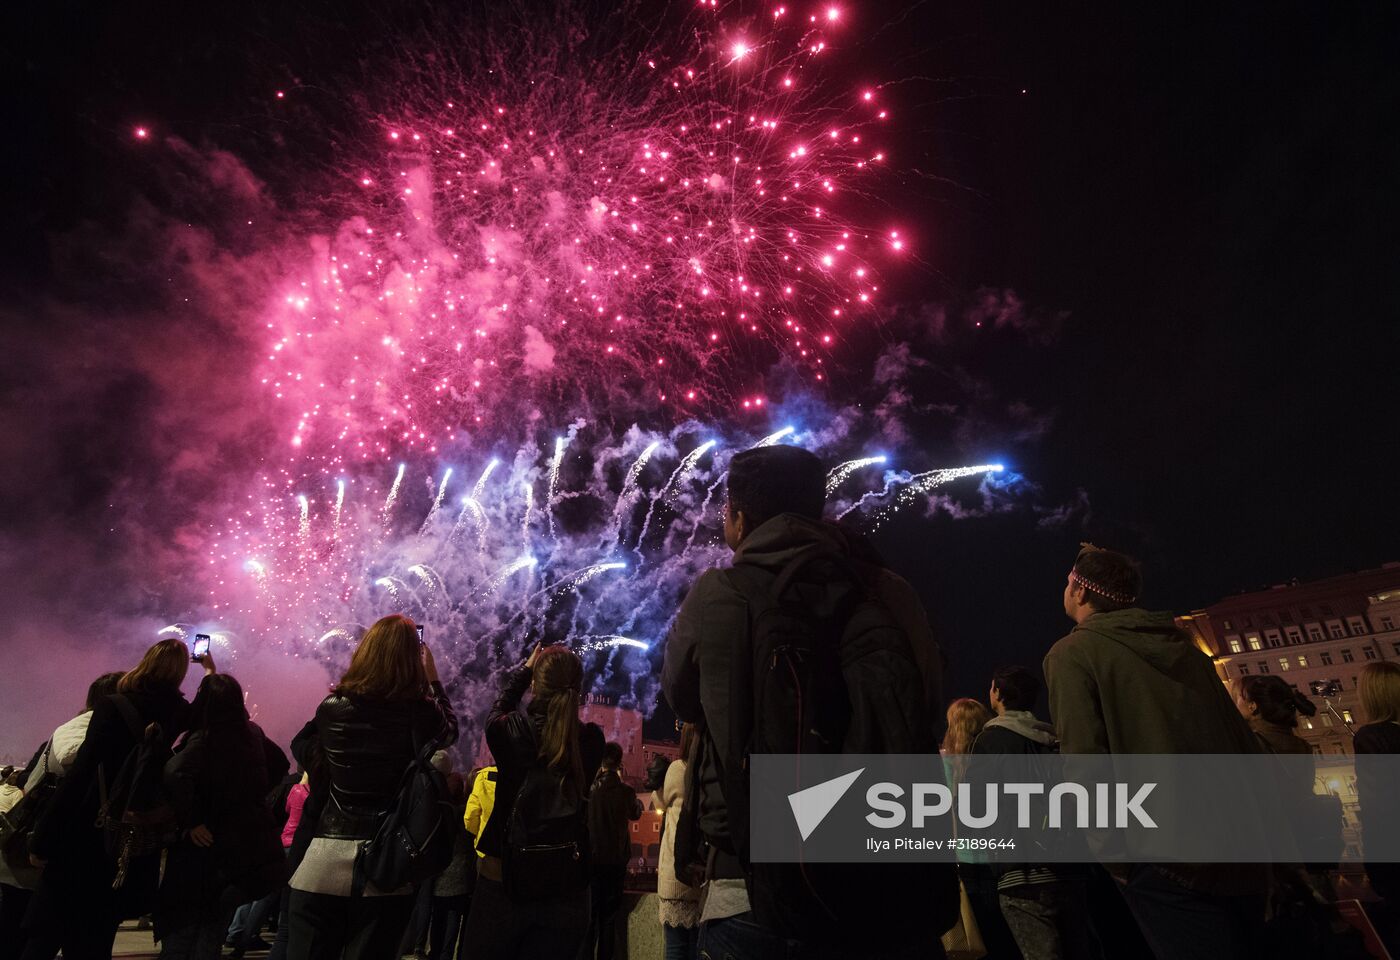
[540, 688, 585, 791]
[531, 645, 585, 791]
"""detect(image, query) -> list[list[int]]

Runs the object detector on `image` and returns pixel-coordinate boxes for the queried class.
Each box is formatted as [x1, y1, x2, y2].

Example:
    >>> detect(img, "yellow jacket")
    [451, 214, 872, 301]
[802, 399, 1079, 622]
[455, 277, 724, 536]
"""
[465, 766, 497, 858]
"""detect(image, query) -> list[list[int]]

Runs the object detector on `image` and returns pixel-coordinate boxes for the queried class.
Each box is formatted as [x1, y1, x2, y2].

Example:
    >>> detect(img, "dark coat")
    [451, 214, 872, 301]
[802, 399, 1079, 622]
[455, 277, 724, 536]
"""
[156, 720, 289, 937]
[311, 682, 457, 840]
[1354, 720, 1400, 898]
[661, 514, 943, 850]
[27, 686, 189, 925]
[474, 665, 606, 859]
[587, 768, 642, 866]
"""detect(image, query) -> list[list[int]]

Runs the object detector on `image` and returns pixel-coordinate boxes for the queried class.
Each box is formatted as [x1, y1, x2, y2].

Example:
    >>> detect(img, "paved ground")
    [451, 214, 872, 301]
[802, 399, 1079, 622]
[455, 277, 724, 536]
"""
[109, 892, 665, 958]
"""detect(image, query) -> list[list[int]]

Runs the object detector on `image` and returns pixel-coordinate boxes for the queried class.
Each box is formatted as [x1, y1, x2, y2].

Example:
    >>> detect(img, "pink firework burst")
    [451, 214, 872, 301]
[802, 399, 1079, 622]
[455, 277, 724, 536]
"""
[259, 1, 905, 472]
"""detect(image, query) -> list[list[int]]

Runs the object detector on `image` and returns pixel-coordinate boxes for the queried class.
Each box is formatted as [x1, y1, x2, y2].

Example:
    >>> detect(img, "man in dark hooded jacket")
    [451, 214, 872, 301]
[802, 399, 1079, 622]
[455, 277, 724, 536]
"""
[1043, 544, 1267, 960]
[661, 444, 956, 959]
[972, 665, 1089, 960]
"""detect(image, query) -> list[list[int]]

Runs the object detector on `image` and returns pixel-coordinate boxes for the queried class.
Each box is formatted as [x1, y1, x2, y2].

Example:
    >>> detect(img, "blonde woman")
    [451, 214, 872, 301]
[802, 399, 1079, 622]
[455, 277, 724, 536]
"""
[654, 723, 701, 960]
[27, 637, 204, 960]
[286, 614, 457, 959]
[1355, 661, 1400, 917]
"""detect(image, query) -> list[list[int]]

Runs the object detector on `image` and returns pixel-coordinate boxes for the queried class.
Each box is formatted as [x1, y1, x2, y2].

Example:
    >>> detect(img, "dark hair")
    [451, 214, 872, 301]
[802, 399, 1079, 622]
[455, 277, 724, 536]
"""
[1071, 544, 1143, 612]
[991, 666, 1040, 712]
[337, 615, 427, 700]
[602, 741, 624, 767]
[86, 672, 125, 711]
[189, 673, 250, 730]
[726, 445, 825, 531]
[1238, 675, 1316, 729]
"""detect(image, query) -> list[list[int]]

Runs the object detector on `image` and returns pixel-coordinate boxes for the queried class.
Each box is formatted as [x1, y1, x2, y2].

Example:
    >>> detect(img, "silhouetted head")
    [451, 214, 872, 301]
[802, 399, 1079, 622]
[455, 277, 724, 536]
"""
[989, 666, 1040, 714]
[85, 672, 125, 711]
[724, 444, 825, 550]
[1233, 674, 1315, 729]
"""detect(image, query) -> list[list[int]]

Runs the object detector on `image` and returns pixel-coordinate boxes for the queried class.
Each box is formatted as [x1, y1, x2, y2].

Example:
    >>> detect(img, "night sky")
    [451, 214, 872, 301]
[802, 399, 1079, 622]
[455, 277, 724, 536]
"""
[2, 1, 1397, 747]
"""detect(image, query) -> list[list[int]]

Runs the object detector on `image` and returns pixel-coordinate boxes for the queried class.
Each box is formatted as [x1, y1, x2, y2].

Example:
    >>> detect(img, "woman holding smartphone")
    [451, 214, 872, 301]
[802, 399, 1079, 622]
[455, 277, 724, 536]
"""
[463, 642, 605, 960]
[26, 637, 207, 960]
[284, 614, 457, 960]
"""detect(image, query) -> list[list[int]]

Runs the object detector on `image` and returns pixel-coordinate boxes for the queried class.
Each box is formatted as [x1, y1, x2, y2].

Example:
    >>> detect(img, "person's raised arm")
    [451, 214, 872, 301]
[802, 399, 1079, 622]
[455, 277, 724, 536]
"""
[418, 641, 460, 747]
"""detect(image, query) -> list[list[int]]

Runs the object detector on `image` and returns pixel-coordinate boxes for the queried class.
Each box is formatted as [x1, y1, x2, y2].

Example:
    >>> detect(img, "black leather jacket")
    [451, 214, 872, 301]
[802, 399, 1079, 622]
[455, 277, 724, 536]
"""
[312, 681, 457, 840]
[475, 665, 605, 858]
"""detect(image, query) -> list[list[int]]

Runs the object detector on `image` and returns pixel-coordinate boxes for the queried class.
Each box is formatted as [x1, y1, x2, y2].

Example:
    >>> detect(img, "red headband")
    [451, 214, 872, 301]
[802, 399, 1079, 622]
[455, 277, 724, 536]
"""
[1070, 569, 1136, 605]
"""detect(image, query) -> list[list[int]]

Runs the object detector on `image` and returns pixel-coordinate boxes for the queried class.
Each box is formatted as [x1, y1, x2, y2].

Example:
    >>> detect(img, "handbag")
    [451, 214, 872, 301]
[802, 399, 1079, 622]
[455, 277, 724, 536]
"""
[355, 732, 453, 895]
[939, 880, 987, 960]
[0, 746, 60, 890]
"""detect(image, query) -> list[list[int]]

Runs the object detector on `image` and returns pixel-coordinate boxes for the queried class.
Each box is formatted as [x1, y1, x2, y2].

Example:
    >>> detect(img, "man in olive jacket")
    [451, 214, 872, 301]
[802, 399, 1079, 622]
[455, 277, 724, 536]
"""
[1043, 544, 1267, 960]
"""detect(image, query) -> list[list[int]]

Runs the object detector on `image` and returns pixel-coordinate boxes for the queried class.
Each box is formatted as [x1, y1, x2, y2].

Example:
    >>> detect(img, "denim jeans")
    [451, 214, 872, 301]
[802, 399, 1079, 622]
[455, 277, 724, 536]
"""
[698, 911, 943, 960]
[663, 923, 700, 960]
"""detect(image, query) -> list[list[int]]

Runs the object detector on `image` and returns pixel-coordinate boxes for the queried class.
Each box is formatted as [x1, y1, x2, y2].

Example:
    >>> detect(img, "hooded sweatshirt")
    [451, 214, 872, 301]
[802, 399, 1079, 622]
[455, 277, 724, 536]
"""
[975, 710, 1058, 752]
[1044, 608, 1258, 756]
[1044, 608, 1267, 895]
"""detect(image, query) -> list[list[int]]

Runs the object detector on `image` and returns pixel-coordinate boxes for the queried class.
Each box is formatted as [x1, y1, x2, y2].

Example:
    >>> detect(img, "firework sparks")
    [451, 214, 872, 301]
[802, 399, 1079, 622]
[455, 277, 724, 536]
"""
[826, 453, 886, 495]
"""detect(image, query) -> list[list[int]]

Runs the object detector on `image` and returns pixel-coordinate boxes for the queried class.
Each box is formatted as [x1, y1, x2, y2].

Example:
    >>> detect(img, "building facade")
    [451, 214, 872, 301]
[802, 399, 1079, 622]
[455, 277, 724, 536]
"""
[1176, 563, 1400, 865]
[1176, 562, 1400, 758]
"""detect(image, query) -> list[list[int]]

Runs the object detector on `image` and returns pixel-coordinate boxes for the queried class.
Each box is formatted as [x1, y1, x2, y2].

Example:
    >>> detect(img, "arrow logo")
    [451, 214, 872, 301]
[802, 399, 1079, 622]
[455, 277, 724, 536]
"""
[787, 768, 865, 841]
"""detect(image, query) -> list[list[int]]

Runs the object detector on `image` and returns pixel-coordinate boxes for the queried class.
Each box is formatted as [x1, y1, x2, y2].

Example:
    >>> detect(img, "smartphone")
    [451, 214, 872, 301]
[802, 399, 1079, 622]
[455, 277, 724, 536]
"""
[191, 634, 211, 662]
[415, 623, 425, 643]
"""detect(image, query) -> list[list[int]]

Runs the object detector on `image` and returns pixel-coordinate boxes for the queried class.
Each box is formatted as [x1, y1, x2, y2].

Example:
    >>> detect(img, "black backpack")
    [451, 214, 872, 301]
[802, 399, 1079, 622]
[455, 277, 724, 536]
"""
[502, 727, 589, 900]
[96, 696, 179, 889]
[722, 548, 958, 948]
[356, 735, 454, 894]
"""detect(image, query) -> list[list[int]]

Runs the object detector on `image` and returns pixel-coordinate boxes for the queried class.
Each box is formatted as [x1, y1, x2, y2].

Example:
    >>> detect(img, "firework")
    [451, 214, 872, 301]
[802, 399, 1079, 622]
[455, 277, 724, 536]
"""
[253, 1, 904, 474]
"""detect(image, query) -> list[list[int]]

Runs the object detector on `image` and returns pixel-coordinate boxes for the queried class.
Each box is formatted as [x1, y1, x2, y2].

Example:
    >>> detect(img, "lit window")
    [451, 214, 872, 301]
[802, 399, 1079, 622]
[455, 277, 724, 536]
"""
[1223, 619, 1234, 631]
[1297, 655, 1308, 668]
[1342, 710, 1354, 724]
[1279, 657, 1290, 671]
[1248, 635, 1263, 651]
[1321, 714, 1334, 727]
[1228, 638, 1243, 654]
[1302, 718, 1313, 729]
[1342, 649, 1355, 663]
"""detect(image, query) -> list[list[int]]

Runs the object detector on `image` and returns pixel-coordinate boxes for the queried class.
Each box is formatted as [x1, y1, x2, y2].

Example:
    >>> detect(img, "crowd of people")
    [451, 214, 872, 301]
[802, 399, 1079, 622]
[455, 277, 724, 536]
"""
[1, 443, 1399, 960]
